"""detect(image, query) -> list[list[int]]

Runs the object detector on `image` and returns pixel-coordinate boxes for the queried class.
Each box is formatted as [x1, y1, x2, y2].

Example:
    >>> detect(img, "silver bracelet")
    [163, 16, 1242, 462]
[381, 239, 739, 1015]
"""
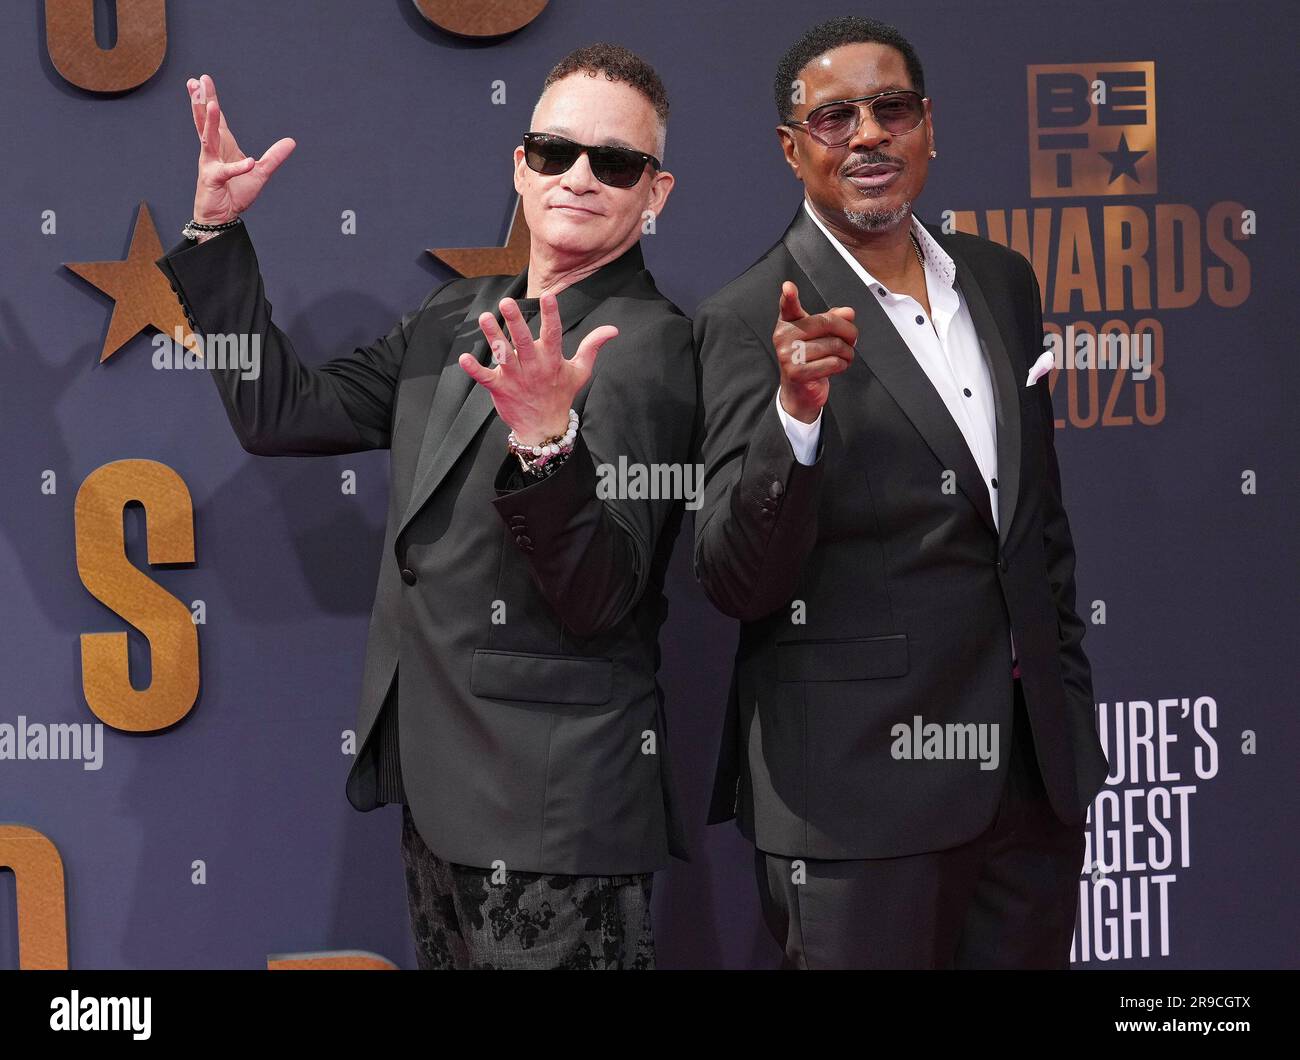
[518, 446, 571, 480]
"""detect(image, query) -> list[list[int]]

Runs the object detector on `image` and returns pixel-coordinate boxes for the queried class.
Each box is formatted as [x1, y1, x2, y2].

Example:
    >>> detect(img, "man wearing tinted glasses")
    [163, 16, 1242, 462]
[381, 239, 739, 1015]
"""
[694, 17, 1108, 968]
[157, 43, 695, 968]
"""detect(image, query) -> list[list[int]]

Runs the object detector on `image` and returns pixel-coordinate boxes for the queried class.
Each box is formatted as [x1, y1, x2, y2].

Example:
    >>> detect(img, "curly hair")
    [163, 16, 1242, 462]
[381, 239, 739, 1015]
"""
[536, 43, 669, 156]
[774, 16, 925, 123]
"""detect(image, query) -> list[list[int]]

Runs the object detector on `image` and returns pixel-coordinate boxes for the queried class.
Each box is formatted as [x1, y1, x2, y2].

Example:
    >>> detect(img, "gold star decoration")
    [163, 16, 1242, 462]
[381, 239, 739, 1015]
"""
[65, 202, 197, 363]
[428, 197, 530, 277]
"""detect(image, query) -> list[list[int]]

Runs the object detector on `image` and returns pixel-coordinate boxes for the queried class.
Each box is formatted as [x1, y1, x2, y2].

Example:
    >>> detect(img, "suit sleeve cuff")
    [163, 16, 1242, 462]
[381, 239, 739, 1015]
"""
[490, 432, 598, 547]
[154, 221, 258, 334]
[774, 390, 822, 465]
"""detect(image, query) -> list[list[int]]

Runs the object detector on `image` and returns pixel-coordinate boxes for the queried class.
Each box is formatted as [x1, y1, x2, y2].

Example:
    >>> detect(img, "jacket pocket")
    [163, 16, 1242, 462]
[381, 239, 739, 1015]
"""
[471, 649, 614, 706]
[776, 634, 909, 682]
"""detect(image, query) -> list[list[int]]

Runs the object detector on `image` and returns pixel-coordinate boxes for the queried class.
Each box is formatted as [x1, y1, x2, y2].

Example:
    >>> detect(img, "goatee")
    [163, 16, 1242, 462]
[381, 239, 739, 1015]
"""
[843, 200, 912, 233]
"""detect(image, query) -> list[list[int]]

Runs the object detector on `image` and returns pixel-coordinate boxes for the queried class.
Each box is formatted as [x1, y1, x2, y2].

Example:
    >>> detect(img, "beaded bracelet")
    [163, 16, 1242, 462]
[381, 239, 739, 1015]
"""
[507, 409, 579, 474]
[182, 217, 243, 240]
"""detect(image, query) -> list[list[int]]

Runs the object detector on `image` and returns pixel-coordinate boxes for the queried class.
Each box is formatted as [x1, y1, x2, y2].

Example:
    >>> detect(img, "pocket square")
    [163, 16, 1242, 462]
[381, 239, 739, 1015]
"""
[1025, 350, 1056, 387]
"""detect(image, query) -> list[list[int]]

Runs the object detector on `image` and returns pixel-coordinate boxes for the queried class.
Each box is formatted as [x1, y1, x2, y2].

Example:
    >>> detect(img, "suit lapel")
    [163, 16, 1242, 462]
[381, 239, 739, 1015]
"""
[398, 273, 521, 538]
[397, 247, 640, 538]
[940, 234, 1022, 545]
[782, 207, 997, 536]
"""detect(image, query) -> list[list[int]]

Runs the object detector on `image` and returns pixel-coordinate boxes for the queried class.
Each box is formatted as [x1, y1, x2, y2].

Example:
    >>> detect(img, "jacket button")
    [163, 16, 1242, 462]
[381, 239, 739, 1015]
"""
[768, 480, 784, 499]
[509, 515, 526, 527]
[998, 554, 1008, 572]
[400, 567, 417, 585]
[515, 535, 532, 548]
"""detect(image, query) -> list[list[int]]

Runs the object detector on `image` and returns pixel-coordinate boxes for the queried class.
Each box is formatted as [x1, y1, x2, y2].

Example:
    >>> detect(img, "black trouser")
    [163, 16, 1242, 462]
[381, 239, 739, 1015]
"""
[399, 805, 655, 969]
[755, 679, 1086, 969]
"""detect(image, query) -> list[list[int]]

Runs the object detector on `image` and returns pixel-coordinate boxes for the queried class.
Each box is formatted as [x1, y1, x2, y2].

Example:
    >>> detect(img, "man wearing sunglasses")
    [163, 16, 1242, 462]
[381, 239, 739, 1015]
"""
[694, 16, 1108, 968]
[156, 43, 695, 968]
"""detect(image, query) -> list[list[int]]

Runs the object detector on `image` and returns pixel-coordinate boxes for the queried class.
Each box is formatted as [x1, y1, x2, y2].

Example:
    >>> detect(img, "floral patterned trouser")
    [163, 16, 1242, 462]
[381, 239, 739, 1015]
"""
[399, 804, 655, 969]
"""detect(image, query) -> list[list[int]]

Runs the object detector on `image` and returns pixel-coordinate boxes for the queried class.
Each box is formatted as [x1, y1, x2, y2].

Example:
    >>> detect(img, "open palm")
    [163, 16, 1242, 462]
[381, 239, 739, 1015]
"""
[460, 295, 619, 447]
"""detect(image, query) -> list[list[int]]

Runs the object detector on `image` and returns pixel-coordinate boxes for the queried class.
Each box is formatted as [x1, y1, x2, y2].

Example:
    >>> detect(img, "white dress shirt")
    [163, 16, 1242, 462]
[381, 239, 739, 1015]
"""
[776, 200, 1018, 666]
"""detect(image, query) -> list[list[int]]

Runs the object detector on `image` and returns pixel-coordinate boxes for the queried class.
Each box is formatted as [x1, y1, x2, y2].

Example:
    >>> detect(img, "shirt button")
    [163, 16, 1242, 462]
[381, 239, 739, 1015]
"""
[876, 287, 886, 297]
[400, 568, 417, 585]
[991, 477, 999, 489]
[915, 315, 925, 325]
[963, 388, 972, 397]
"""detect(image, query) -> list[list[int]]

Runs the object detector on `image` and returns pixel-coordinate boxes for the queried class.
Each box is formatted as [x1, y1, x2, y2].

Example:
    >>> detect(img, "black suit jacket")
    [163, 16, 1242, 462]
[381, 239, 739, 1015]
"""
[156, 224, 696, 875]
[694, 205, 1109, 859]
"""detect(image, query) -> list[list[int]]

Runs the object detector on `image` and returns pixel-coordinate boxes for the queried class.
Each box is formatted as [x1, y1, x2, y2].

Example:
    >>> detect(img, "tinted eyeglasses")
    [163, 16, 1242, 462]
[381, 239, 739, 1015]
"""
[785, 90, 926, 148]
[522, 132, 660, 189]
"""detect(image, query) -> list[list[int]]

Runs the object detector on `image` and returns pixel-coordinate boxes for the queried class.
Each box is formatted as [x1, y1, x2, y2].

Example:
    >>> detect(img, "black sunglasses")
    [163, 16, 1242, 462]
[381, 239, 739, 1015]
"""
[522, 132, 660, 189]
[785, 90, 926, 148]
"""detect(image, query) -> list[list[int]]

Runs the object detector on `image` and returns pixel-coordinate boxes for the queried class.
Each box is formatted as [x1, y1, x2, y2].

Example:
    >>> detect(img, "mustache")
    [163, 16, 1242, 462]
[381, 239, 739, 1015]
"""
[840, 151, 904, 175]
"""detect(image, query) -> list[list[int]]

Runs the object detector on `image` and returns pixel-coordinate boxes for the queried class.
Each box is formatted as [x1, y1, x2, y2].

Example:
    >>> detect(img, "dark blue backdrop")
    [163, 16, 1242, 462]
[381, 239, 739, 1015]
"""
[2, 0, 1295, 969]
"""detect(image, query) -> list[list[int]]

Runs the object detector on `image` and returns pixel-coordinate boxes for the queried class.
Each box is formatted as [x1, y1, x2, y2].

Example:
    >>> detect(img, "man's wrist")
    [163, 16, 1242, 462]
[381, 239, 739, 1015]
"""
[183, 216, 242, 241]
[507, 409, 580, 472]
[775, 390, 822, 466]
[778, 386, 821, 425]
[512, 415, 574, 448]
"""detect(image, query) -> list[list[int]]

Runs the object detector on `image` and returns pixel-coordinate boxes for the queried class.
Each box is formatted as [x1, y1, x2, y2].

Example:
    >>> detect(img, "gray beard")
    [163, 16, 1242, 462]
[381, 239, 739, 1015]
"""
[842, 200, 912, 233]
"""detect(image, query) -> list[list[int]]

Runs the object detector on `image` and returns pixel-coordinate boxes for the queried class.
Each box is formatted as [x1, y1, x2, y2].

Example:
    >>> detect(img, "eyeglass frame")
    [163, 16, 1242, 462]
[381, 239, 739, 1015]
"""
[521, 132, 662, 188]
[783, 89, 929, 148]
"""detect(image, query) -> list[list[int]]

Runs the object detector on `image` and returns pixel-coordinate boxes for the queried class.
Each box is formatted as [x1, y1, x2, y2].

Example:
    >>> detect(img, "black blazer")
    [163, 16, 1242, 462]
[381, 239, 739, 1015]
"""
[157, 224, 697, 875]
[694, 205, 1109, 859]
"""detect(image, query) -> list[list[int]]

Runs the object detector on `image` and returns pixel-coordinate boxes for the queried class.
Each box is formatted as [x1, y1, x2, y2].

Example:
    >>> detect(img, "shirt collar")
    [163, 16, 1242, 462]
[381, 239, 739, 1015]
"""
[801, 198, 956, 294]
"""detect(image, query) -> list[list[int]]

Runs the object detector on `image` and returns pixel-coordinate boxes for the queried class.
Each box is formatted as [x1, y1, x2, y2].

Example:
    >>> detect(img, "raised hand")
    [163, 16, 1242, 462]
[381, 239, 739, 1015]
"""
[187, 73, 296, 225]
[774, 280, 857, 423]
[459, 295, 618, 447]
